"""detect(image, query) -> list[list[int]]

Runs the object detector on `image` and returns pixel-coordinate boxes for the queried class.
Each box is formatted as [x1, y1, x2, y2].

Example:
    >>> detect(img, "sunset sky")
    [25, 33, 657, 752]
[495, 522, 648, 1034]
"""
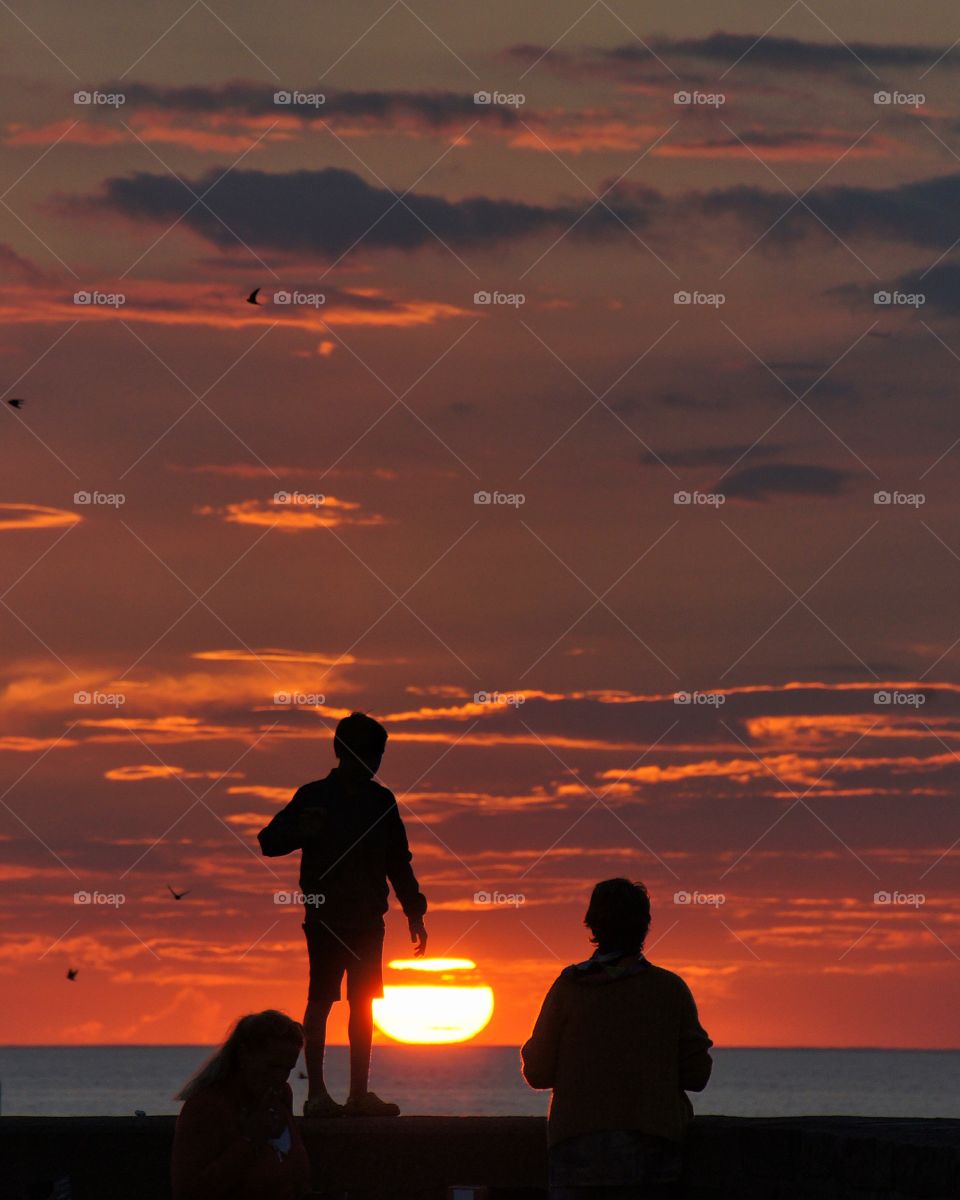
[3, 0, 960, 1050]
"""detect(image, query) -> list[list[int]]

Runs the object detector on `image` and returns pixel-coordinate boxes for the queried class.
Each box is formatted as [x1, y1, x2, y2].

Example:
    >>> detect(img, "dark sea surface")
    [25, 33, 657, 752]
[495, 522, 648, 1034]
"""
[1, 1045, 958, 1117]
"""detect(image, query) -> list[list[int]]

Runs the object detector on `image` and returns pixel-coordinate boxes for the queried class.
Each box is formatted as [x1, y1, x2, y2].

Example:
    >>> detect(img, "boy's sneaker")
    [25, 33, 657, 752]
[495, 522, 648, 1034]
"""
[303, 1094, 345, 1118]
[343, 1091, 400, 1117]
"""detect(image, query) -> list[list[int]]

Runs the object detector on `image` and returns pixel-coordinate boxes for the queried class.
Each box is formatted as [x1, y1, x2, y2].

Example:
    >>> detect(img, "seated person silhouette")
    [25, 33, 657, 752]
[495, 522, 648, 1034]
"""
[258, 711, 428, 1117]
[521, 879, 713, 1199]
[171, 1010, 311, 1200]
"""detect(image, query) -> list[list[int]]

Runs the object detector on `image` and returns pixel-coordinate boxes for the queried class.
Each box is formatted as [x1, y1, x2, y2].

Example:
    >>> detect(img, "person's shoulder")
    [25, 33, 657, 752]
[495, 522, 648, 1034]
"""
[296, 776, 333, 800]
[178, 1080, 234, 1121]
[369, 779, 397, 806]
[642, 960, 696, 995]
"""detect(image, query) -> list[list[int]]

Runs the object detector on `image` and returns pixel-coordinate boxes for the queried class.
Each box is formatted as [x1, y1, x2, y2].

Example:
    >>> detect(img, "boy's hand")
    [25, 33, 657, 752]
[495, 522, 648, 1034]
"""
[408, 917, 427, 957]
[297, 807, 328, 840]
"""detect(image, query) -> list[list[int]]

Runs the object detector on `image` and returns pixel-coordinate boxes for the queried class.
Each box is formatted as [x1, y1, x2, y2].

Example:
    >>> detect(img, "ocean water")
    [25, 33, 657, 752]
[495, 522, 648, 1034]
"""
[1, 1046, 958, 1118]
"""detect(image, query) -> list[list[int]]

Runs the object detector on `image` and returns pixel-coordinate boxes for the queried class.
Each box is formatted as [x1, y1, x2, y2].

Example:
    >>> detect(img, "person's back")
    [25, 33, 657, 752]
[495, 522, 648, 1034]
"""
[521, 879, 712, 1199]
[524, 955, 711, 1147]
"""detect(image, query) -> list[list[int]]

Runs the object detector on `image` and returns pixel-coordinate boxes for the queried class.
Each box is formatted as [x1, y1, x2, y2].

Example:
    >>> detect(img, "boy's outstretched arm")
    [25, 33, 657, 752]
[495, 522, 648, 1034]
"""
[383, 797, 428, 954]
[257, 787, 309, 857]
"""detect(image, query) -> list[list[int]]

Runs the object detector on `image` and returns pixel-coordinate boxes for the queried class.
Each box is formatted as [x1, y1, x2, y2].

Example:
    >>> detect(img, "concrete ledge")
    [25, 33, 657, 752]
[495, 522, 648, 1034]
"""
[2, 1114, 959, 1199]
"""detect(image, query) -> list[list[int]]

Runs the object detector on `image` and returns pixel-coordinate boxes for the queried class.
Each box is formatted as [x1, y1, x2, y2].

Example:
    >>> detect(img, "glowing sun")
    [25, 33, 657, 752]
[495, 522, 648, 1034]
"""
[372, 957, 494, 1044]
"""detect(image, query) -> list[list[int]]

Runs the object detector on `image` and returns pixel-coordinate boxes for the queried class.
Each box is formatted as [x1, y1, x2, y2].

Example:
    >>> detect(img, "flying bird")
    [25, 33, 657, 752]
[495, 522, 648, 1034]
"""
[246, 288, 261, 305]
[66, 967, 78, 981]
[167, 884, 191, 900]
[7, 398, 25, 408]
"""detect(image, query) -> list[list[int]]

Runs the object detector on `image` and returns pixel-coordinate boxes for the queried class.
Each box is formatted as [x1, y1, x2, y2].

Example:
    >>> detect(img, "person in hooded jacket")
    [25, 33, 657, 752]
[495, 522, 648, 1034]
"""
[521, 879, 713, 1199]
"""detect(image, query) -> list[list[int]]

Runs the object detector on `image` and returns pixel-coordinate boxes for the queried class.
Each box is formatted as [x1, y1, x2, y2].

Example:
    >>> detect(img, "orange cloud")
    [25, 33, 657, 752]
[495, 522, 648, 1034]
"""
[195, 496, 388, 531]
[0, 280, 470, 333]
[105, 764, 245, 782]
[0, 502, 82, 531]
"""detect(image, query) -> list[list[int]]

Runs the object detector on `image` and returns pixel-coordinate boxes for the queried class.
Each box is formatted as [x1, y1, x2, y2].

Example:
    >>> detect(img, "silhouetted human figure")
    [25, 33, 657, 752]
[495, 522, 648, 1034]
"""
[258, 711, 428, 1117]
[171, 1010, 311, 1200]
[521, 879, 713, 1199]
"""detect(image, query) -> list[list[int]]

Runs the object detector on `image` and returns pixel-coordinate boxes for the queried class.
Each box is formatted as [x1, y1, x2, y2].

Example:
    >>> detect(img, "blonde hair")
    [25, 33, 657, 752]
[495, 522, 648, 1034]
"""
[175, 1010, 303, 1102]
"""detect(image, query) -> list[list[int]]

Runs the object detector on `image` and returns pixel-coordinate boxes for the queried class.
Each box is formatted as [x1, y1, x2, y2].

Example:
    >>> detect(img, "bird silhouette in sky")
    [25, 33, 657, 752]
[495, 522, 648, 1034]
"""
[66, 967, 78, 981]
[167, 884, 191, 900]
[246, 288, 261, 305]
[7, 398, 25, 408]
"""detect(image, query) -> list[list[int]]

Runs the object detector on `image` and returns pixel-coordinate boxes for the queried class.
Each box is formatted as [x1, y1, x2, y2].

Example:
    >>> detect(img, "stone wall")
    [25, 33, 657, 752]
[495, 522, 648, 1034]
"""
[2, 1114, 958, 1199]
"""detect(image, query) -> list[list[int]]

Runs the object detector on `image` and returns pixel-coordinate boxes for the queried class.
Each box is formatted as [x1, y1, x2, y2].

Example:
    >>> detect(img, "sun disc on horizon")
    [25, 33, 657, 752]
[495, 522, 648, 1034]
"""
[372, 957, 494, 1044]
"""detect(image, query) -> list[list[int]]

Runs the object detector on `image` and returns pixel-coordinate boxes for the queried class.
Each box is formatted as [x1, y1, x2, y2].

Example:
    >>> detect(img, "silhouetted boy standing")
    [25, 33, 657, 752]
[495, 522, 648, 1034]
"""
[258, 711, 427, 1117]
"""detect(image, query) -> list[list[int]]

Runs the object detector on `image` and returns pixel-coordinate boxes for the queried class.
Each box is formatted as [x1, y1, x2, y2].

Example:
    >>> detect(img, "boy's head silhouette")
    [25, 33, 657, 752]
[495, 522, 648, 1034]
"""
[334, 711, 387, 781]
[585, 877, 651, 956]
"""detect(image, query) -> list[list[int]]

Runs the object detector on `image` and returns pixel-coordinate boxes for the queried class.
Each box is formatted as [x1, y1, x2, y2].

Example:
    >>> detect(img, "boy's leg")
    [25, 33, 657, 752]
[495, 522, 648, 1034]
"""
[303, 996, 334, 1099]
[346, 994, 373, 1100]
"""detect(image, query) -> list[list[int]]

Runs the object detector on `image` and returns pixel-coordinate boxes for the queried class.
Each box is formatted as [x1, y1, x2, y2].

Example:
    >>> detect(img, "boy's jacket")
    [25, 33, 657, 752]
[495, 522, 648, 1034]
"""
[257, 770, 427, 929]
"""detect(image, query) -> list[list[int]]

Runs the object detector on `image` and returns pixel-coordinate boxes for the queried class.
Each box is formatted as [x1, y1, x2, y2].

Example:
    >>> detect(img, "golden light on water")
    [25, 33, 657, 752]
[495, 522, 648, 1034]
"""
[372, 957, 494, 1044]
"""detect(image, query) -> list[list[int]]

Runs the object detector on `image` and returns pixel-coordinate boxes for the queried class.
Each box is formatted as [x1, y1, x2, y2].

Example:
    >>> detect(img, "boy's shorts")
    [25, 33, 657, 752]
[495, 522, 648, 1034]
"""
[302, 919, 385, 1004]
